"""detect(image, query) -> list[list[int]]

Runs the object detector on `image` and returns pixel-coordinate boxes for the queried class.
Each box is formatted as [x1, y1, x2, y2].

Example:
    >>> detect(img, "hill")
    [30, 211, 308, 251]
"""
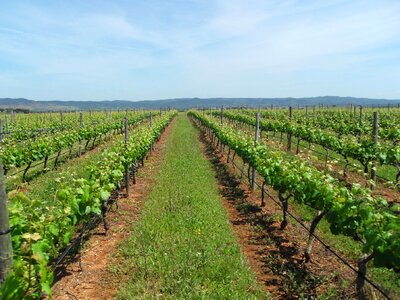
[0, 96, 399, 111]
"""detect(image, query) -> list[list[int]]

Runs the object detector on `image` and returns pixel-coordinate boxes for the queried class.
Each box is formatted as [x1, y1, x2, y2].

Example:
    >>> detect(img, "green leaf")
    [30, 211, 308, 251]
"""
[48, 224, 59, 237]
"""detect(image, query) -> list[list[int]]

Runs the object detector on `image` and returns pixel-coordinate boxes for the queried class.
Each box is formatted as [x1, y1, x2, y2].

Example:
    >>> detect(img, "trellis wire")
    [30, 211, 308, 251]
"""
[196, 118, 392, 300]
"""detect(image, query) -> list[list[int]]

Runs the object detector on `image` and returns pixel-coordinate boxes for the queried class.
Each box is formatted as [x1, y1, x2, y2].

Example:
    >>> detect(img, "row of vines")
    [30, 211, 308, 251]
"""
[0, 111, 176, 299]
[211, 110, 400, 186]
[190, 111, 399, 299]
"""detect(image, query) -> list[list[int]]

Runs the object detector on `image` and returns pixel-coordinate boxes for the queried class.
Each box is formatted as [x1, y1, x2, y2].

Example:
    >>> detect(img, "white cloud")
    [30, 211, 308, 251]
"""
[0, 0, 399, 99]
[208, 0, 270, 36]
[183, 0, 400, 74]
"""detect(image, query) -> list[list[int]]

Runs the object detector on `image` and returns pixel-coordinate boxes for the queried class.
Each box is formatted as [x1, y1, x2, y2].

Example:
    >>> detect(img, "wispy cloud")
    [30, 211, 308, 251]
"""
[0, 0, 399, 100]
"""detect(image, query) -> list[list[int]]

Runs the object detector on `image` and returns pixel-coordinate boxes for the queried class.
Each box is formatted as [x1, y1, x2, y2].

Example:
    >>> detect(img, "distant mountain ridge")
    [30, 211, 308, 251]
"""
[0, 96, 399, 111]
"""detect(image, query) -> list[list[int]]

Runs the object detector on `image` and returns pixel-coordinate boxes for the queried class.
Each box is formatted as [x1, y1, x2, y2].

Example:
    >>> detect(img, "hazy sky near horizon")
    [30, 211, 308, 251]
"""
[0, 0, 399, 101]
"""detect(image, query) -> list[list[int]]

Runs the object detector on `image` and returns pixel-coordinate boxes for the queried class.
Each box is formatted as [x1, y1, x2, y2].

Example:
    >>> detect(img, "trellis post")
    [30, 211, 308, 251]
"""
[0, 119, 2, 145]
[124, 117, 130, 197]
[251, 112, 260, 190]
[5, 117, 8, 134]
[78, 112, 83, 157]
[371, 112, 378, 182]
[150, 112, 153, 128]
[0, 159, 13, 284]
[220, 106, 224, 126]
[287, 106, 292, 152]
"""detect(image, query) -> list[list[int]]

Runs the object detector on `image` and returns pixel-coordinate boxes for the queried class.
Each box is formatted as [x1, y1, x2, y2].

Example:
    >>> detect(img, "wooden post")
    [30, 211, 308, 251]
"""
[353, 105, 356, 118]
[10, 110, 14, 124]
[5, 117, 8, 134]
[150, 112, 153, 128]
[251, 112, 260, 190]
[356, 253, 375, 300]
[78, 112, 83, 157]
[287, 107, 292, 152]
[359, 106, 363, 126]
[220, 106, 224, 126]
[124, 117, 129, 144]
[0, 119, 2, 145]
[255, 112, 260, 144]
[371, 112, 378, 182]
[60, 112, 63, 131]
[50, 111, 52, 121]
[124, 117, 130, 197]
[0, 159, 13, 284]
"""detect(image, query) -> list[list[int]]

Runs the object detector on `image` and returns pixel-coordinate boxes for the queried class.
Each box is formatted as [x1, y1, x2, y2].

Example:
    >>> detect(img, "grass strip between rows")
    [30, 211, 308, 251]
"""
[117, 114, 266, 299]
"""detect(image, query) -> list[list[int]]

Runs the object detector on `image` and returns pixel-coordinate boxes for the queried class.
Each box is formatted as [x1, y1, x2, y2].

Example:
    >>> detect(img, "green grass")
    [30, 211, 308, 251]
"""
[116, 114, 266, 299]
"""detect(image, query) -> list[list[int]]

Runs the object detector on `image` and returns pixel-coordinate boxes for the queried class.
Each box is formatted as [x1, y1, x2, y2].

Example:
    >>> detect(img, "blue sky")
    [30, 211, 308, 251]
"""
[0, 0, 399, 101]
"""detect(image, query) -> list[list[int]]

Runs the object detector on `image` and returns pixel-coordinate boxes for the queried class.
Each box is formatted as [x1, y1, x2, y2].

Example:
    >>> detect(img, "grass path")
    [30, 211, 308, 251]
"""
[117, 114, 266, 299]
